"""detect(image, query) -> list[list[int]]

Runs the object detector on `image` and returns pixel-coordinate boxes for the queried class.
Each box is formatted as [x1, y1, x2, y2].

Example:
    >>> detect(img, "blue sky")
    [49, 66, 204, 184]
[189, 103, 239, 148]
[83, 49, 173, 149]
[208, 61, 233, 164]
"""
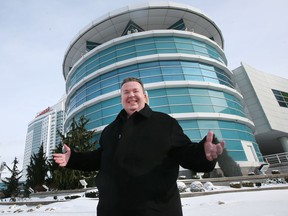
[0, 0, 287, 172]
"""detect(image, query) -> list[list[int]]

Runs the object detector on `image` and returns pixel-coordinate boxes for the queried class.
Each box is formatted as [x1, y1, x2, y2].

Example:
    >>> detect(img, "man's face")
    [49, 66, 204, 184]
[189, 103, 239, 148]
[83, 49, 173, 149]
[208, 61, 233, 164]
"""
[121, 81, 147, 117]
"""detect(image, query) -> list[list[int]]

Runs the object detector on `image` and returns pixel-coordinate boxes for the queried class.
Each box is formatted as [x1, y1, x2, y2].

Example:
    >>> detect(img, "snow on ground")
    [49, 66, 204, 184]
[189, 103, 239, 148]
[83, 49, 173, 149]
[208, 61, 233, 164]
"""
[182, 189, 287, 216]
[0, 185, 287, 215]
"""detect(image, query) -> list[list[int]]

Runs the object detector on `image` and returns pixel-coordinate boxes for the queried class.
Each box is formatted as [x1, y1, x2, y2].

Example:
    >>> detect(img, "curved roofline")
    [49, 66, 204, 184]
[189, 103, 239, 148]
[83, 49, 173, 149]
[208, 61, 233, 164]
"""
[62, 1, 224, 79]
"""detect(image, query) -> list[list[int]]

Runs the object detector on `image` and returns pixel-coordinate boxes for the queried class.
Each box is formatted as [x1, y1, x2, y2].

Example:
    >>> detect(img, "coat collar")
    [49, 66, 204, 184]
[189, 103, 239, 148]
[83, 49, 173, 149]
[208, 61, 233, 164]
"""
[117, 103, 152, 121]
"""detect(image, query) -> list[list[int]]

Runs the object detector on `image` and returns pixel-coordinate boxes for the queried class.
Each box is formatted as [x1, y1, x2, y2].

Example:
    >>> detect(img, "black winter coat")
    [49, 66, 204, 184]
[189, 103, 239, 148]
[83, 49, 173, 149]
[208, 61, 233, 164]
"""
[66, 104, 216, 216]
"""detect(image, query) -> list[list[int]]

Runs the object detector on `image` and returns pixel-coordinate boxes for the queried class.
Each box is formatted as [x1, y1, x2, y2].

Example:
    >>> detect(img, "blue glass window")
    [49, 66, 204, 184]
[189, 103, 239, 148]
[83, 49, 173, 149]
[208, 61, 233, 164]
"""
[67, 36, 226, 91]
[272, 89, 288, 108]
[66, 60, 234, 114]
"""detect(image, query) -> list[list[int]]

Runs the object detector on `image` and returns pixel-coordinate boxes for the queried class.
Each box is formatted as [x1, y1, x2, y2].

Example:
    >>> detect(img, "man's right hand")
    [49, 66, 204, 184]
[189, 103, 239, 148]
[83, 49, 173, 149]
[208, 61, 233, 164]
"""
[53, 144, 71, 167]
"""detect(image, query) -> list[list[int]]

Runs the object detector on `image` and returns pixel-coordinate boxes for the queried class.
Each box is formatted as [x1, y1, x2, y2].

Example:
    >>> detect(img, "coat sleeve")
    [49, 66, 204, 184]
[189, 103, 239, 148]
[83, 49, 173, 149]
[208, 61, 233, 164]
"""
[169, 119, 216, 172]
[66, 148, 102, 171]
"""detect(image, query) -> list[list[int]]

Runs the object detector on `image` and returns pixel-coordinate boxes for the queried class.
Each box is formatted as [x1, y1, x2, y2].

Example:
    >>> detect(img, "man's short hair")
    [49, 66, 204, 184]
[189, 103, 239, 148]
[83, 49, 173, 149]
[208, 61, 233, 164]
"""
[121, 77, 145, 91]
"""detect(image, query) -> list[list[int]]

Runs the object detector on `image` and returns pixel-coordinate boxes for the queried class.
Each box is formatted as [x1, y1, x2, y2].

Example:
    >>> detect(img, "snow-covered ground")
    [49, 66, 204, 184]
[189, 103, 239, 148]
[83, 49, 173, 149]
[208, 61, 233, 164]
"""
[0, 185, 287, 215]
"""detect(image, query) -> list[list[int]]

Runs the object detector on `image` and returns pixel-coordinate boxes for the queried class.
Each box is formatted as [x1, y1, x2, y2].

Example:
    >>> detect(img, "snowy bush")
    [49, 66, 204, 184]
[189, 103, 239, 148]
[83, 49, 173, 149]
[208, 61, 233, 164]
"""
[255, 182, 262, 187]
[266, 178, 286, 184]
[271, 170, 280, 174]
[190, 181, 204, 192]
[177, 181, 187, 193]
[64, 195, 81, 200]
[242, 181, 254, 187]
[229, 182, 241, 188]
[203, 182, 214, 191]
[85, 189, 99, 198]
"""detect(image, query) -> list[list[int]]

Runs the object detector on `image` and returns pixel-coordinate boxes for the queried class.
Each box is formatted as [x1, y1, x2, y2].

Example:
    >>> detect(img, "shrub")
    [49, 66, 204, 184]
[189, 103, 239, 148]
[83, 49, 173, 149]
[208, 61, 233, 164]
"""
[229, 182, 241, 188]
[85, 189, 99, 198]
[64, 195, 81, 200]
[203, 182, 214, 191]
[255, 182, 262, 187]
[271, 170, 280, 174]
[190, 181, 204, 192]
[266, 178, 286, 184]
[177, 181, 187, 193]
[242, 181, 254, 187]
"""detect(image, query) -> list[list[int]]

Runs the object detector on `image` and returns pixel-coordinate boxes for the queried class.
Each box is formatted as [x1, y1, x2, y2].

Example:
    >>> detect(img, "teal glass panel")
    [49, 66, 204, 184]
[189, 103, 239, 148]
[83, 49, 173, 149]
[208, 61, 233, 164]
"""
[178, 120, 198, 129]
[218, 121, 236, 129]
[155, 42, 175, 49]
[154, 36, 174, 42]
[168, 95, 191, 104]
[183, 129, 202, 141]
[175, 42, 193, 50]
[193, 45, 208, 54]
[135, 37, 155, 44]
[102, 115, 117, 125]
[166, 88, 189, 95]
[170, 105, 193, 113]
[227, 150, 247, 161]
[188, 88, 206, 95]
[210, 97, 228, 106]
[148, 89, 166, 97]
[213, 106, 230, 114]
[191, 96, 212, 104]
[198, 120, 219, 129]
[152, 106, 170, 113]
[142, 76, 163, 84]
[199, 129, 209, 138]
[149, 97, 169, 106]
[222, 129, 240, 139]
[102, 106, 119, 116]
[161, 67, 182, 74]
[138, 61, 159, 68]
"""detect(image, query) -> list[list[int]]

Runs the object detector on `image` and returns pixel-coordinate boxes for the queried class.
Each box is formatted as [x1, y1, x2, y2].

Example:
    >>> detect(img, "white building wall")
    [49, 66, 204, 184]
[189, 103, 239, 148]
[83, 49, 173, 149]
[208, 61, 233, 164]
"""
[233, 62, 288, 154]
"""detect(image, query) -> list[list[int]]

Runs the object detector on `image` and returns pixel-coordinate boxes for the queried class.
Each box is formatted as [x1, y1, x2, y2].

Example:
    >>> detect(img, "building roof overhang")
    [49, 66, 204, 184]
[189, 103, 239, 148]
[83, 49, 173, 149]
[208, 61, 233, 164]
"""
[62, 1, 224, 79]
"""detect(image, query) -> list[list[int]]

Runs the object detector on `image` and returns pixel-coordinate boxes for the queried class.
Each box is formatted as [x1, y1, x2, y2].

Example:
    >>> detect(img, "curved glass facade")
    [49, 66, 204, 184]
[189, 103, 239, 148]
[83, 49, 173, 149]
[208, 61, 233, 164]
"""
[178, 119, 261, 161]
[67, 36, 226, 91]
[67, 60, 233, 114]
[67, 86, 264, 164]
[63, 3, 264, 170]
[67, 87, 245, 130]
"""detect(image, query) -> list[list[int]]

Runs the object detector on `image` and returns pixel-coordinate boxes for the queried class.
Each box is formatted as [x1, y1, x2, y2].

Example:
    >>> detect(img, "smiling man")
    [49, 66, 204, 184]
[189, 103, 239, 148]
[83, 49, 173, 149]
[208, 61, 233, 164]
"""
[53, 77, 224, 216]
[121, 78, 148, 117]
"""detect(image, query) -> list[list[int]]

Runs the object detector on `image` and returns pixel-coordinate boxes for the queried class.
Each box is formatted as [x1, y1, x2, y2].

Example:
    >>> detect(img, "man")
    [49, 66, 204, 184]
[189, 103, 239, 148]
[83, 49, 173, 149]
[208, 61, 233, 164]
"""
[53, 77, 224, 216]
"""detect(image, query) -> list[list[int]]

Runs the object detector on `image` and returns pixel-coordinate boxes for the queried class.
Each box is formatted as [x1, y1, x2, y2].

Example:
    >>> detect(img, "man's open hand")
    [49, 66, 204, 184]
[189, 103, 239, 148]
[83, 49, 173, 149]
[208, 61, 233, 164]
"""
[204, 131, 225, 161]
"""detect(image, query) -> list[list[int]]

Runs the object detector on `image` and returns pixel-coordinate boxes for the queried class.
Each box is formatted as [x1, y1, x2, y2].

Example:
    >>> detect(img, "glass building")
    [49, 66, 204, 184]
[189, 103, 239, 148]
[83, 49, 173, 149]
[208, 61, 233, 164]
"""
[62, 2, 262, 174]
[22, 97, 66, 180]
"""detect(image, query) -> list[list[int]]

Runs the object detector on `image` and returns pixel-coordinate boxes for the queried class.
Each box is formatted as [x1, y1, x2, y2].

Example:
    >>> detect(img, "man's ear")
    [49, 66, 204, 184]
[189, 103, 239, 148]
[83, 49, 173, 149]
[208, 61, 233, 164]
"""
[145, 91, 149, 104]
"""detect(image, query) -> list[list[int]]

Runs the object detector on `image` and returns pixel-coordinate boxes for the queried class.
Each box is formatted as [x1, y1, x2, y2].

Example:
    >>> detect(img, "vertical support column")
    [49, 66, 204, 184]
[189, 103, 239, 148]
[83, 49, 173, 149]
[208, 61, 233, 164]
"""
[278, 137, 288, 152]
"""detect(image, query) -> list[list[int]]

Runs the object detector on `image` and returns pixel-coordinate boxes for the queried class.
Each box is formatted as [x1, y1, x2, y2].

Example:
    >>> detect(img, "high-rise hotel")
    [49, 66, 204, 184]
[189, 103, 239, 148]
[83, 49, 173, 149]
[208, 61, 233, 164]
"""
[22, 97, 65, 179]
[61, 2, 262, 174]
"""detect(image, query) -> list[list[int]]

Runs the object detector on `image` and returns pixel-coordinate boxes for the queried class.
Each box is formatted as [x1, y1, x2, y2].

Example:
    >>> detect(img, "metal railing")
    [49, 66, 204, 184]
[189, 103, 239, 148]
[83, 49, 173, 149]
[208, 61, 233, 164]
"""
[263, 152, 288, 165]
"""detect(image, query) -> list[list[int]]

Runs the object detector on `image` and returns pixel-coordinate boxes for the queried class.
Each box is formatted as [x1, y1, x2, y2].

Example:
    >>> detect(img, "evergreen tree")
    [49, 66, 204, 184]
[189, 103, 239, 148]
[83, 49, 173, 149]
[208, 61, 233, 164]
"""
[53, 115, 98, 190]
[2, 157, 22, 198]
[25, 144, 50, 194]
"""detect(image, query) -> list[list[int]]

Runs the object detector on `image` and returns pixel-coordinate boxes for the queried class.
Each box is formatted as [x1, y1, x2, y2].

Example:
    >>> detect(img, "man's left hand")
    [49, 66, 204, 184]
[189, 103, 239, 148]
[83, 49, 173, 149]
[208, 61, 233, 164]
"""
[204, 131, 225, 161]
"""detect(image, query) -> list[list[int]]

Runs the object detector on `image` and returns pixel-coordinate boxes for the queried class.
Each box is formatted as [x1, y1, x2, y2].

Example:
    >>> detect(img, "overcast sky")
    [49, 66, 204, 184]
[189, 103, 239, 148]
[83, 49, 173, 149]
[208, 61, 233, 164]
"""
[0, 0, 287, 172]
